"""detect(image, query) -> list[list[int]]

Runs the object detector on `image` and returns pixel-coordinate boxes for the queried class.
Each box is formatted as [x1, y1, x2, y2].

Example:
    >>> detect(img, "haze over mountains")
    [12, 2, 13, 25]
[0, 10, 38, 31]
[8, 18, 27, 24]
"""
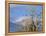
[10, 16, 42, 32]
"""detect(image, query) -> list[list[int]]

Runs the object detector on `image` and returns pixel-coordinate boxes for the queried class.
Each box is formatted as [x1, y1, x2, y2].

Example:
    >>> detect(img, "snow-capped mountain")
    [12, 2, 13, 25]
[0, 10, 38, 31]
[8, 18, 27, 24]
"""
[15, 16, 32, 26]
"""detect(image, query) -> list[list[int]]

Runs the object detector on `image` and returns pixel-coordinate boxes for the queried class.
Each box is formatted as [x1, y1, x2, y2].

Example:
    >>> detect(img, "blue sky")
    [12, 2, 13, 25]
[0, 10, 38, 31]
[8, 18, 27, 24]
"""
[10, 4, 42, 23]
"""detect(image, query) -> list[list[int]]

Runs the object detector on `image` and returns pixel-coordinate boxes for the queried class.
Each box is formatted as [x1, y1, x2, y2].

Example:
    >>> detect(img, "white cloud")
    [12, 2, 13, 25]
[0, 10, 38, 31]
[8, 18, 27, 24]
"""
[15, 16, 32, 22]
